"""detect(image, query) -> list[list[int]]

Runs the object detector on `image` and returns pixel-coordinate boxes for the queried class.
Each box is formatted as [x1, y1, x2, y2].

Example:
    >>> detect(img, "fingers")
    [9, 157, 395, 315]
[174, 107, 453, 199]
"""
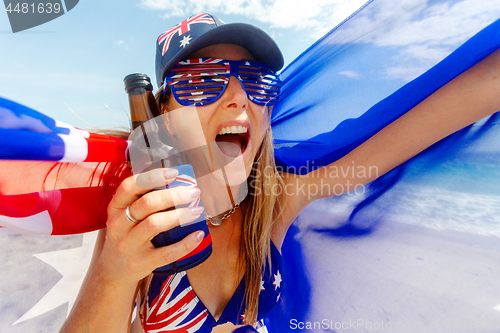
[129, 186, 201, 222]
[145, 230, 205, 271]
[111, 168, 180, 211]
[100, 168, 209, 284]
[97, 228, 205, 284]
[129, 206, 204, 245]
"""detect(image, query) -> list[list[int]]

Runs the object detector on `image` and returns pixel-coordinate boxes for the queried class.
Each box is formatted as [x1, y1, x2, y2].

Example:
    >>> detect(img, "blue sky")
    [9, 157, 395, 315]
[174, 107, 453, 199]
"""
[0, 0, 368, 130]
[1, 0, 499, 132]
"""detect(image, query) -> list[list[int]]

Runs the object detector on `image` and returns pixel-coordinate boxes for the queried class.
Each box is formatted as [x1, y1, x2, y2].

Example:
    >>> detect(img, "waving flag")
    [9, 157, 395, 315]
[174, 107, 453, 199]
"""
[0, 98, 131, 235]
[266, 0, 500, 331]
[0, 97, 130, 163]
[1, 0, 500, 332]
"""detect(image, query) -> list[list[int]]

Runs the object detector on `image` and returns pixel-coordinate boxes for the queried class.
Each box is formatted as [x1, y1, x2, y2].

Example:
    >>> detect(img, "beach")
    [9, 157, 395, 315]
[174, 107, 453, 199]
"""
[296, 199, 500, 333]
[2, 183, 500, 332]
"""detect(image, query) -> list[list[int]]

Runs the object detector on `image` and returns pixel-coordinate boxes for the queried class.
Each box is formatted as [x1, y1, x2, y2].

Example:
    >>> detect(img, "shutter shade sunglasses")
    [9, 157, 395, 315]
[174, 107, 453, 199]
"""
[164, 58, 281, 107]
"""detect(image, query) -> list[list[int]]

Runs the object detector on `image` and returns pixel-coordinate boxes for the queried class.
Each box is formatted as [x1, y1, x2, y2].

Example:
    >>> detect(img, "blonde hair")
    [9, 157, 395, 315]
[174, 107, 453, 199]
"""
[151, 86, 285, 325]
[240, 124, 284, 324]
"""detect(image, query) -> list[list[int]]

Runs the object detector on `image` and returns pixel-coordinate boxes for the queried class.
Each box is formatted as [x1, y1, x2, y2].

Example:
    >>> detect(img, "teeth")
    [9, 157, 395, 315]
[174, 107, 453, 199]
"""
[218, 125, 248, 135]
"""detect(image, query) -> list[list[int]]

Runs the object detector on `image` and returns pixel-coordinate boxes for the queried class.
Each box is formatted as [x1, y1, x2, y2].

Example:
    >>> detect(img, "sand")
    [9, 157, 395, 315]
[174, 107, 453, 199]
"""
[295, 206, 500, 333]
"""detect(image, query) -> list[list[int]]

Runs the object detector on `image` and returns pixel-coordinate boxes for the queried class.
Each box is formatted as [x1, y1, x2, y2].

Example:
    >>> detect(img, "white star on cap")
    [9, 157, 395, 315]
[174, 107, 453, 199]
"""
[180, 35, 192, 48]
[273, 270, 282, 290]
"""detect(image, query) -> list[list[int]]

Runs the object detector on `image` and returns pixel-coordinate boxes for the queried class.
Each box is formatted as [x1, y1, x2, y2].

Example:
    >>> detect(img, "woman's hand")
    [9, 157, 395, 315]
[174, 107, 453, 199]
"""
[99, 167, 205, 285]
[60, 168, 204, 333]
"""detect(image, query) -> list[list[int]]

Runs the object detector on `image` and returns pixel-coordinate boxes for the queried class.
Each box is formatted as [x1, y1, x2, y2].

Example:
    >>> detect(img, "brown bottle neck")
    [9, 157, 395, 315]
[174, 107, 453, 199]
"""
[128, 88, 160, 130]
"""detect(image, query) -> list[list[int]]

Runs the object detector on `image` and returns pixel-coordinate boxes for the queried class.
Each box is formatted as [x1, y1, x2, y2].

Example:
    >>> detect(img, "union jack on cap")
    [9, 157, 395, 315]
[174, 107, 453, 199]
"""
[158, 13, 216, 57]
[155, 13, 284, 88]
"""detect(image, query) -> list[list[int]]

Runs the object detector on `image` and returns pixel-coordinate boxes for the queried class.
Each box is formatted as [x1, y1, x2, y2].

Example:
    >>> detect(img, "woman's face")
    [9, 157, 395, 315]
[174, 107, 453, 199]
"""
[163, 44, 270, 182]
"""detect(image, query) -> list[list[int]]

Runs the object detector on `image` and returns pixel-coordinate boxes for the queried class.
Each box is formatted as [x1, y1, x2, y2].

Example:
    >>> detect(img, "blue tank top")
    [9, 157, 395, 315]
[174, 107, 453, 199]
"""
[139, 242, 283, 332]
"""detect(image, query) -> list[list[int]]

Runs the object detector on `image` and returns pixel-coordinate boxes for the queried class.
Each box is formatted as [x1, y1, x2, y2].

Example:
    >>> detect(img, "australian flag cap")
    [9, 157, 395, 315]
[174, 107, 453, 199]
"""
[155, 13, 284, 88]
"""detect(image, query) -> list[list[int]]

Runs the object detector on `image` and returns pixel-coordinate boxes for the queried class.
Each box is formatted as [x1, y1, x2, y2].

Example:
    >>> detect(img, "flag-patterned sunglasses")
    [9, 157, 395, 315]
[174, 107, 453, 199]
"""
[164, 58, 281, 107]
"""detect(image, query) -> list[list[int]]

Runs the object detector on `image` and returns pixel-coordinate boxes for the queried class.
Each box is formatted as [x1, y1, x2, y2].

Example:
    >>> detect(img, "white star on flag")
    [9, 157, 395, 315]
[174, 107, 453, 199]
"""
[273, 270, 282, 291]
[13, 232, 98, 325]
[260, 278, 265, 293]
[245, 61, 250, 66]
[180, 35, 192, 48]
[240, 311, 246, 323]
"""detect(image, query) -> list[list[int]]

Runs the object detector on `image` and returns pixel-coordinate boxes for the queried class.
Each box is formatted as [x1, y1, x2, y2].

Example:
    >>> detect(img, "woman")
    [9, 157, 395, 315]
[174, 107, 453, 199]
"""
[60, 12, 500, 333]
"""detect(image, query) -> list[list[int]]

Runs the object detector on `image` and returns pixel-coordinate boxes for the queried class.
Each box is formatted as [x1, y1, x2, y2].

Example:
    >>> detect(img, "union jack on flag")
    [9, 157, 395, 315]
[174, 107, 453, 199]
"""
[158, 13, 215, 56]
[0, 97, 131, 235]
[140, 272, 210, 332]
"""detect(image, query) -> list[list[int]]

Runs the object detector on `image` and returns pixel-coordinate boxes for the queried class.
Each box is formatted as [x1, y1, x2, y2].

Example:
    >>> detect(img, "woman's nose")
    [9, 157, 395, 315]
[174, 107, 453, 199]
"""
[221, 75, 248, 110]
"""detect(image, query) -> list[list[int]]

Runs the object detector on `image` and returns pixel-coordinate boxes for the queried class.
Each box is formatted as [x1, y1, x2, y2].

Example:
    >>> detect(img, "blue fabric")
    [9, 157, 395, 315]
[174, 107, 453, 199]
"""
[271, 17, 500, 172]
[267, 0, 500, 331]
[0, 129, 66, 161]
[0, 97, 70, 161]
[0, 97, 69, 135]
[232, 325, 258, 333]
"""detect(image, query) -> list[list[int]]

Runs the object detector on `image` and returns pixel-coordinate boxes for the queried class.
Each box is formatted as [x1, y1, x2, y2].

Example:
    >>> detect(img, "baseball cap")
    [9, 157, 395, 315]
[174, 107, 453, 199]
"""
[155, 13, 284, 88]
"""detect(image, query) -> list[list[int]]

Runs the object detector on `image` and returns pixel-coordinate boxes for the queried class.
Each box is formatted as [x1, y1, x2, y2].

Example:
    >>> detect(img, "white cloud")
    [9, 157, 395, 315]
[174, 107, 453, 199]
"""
[139, 0, 500, 48]
[384, 65, 426, 81]
[367, 0, 500, 48]
[339, 70, 361, 79]
[138, 0, 500, 81]
[382, 44, 452, 80]
[336, 0, 500, 49]
[139, 0, 368, 39]
[115, 39, 130, 51]
[332, 0, 500, 80]
[400, 45, 450, 63]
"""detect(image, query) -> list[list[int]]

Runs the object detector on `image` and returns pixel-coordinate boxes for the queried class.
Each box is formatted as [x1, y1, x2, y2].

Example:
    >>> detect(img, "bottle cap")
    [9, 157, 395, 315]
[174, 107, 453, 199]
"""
[124, 73, 153, 93]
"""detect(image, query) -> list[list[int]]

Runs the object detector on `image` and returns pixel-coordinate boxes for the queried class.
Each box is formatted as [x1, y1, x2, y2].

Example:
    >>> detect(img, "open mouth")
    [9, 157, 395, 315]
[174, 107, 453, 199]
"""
[215, 126, 250, 157]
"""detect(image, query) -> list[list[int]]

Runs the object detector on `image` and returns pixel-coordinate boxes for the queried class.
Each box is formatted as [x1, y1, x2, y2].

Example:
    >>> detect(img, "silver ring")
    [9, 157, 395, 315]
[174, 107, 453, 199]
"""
[125, 205, 140, 224]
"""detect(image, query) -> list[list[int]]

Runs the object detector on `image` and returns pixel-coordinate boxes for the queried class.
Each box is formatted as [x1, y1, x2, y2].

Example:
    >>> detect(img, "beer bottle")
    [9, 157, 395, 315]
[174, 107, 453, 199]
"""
[123, 73, 212, 276]
[124, 73, 160, 130]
